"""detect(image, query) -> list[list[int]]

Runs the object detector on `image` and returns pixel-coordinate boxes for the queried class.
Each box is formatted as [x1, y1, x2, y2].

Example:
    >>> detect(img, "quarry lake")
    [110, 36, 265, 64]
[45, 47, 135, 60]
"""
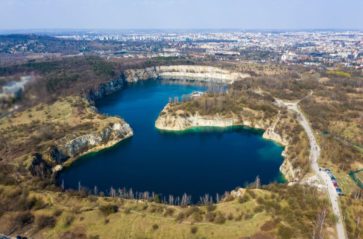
[59, 80, 285, 203]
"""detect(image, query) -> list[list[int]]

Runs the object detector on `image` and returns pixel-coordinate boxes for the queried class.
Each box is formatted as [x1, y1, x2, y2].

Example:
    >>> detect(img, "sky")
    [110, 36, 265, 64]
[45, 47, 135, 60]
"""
[0, 0, 362, 30]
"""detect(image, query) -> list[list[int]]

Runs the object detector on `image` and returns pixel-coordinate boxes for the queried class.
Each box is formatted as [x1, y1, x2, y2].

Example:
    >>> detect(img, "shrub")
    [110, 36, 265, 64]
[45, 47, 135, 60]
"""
[278, 225, 294, 239]
[152, 224, 159, 230]
[36, 215, 56, 230]
[206, 204, 216, 212]
[192, 211, 203, 222]
[238, 195, 250, 204]
[213, 212, 226, 224]
[99, 204, 119, 216]
[89, 235, 100, 239]
[163, 207, 175, 217]
[190, 226, 198, 234]
[176, 212, 185, 223]
[64, 215, 75, 227]
[53, 209, 62, 217]
[205, 211, 216, 222]
[14, 211, 34, 227]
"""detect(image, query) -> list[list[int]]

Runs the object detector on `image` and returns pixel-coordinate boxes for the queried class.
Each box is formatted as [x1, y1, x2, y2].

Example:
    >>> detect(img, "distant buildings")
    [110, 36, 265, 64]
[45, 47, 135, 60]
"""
[2, 31, 362, 68]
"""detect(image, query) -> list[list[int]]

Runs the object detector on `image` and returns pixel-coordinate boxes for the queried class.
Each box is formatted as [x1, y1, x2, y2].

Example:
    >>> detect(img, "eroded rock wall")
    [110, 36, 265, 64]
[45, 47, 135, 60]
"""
[124, 65, 250, 84]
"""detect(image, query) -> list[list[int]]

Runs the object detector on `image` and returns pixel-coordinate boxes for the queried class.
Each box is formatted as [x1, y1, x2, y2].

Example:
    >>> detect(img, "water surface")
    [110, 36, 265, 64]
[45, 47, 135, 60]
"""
[59, 80, 284, 202]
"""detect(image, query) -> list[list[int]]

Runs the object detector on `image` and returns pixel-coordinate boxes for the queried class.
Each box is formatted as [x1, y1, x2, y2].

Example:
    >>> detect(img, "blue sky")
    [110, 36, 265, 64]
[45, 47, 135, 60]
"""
[0, 0, 362, 30]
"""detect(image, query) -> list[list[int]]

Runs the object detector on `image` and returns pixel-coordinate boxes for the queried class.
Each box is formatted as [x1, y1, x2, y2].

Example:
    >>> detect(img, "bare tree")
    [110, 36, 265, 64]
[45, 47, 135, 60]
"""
[255, 175, 261, 189]
[110, 187, 116, 197]
[313, 208, 327, 239]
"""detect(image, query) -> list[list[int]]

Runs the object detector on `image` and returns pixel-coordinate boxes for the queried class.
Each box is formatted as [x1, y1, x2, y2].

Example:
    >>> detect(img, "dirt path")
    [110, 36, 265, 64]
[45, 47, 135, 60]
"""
[274, 97, 347, 239]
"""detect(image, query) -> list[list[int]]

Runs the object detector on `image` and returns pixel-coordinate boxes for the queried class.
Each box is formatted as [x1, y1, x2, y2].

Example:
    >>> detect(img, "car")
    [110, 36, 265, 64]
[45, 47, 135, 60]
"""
[333, 182, 338, 187]
[330, 176, 336, 180]
[336, 188, 343, 194]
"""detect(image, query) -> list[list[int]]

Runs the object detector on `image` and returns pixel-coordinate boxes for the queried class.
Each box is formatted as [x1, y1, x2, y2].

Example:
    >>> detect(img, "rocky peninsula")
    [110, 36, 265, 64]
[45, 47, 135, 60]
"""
[0, 96, 133, 179]
[155, 102, 304, 182]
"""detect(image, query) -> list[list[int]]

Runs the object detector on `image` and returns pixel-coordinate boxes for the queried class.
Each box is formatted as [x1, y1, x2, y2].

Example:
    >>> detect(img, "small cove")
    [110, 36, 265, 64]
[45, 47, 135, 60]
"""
[59, 80, 285, 203]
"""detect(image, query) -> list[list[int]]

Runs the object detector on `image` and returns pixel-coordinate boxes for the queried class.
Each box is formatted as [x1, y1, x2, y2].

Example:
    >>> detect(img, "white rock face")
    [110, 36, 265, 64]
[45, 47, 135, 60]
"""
[64, 121, 133, 158]
[124, 65, 250, 84]
[155, 105, 264, 132]
[155, 112, 239, 131]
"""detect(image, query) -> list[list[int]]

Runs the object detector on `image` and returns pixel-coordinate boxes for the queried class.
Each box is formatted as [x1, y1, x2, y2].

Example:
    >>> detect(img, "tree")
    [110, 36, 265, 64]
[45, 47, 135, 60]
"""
[255, 175, 261, 189]
[313, 208, 327, 239]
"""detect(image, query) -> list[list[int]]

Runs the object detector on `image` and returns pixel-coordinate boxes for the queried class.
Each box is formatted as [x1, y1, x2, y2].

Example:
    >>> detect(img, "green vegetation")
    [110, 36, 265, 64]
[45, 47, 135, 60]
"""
[0, 184, 335, 239]
[326, 70, 351, 78]
[99, 204, 119, 216]
[341, 189, 363, 239]
[349, 170, 363, 189]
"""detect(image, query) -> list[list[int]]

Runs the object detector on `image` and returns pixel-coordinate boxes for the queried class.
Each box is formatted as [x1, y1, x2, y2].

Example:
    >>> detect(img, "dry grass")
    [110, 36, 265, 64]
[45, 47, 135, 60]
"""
[0, 96, 123, 165]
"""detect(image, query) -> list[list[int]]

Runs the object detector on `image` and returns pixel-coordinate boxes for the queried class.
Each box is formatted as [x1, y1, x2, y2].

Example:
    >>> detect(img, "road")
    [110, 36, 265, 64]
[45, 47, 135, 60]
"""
[275, 98, 347, 239]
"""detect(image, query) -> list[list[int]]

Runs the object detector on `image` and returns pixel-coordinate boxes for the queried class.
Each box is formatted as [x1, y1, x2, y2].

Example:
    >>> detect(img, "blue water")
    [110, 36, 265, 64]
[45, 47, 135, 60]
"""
[59, 80, 284, 202]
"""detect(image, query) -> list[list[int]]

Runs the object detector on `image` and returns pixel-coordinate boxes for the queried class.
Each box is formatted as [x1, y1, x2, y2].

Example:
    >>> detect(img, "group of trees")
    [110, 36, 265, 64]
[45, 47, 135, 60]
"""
[72, 182, 234, 206]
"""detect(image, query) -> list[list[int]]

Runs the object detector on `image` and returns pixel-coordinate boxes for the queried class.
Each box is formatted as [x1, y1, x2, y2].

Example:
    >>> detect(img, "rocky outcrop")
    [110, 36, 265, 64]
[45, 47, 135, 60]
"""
[62, 122, 133, 159]
[30, 121, 133, 177]
[124, 65, 250, 84]
[87, 77, 125, 102]
[156, 110, 239, 131]
[155, 104, 269, 131]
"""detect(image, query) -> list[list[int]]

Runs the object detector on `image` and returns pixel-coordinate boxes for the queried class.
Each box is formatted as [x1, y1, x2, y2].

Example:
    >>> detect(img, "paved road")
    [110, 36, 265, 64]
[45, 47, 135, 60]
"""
[275, 98, 347, 239]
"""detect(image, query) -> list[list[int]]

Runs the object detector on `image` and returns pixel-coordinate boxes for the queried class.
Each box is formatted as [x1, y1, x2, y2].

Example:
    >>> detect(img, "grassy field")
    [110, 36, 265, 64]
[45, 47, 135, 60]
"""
[0, 184, 336, 239]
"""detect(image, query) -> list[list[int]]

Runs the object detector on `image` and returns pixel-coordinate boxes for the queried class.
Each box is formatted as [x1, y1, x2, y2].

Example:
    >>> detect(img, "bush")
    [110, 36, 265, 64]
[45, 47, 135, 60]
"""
[36, 215, 56, 230]
[278, 225, 294, 239]
[190, 226, 198, 234]
[63, 215, 75, 227]
[152, 224, 159, 230]
[53, 209, 62, 217]
[238, 195, 250, 204]
[213, 212, 226, 224]
[163, 207, 175, 217]
[206, 204, 216, 212]
[14, 211, 34, 227]
[176, 212, 185, 223]
[99, 204, 119, 216]
[205, 211, 216, 222]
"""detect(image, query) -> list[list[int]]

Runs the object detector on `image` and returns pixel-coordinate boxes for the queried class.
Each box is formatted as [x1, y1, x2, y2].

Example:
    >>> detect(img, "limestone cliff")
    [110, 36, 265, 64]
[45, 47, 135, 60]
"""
[87, 77, 125, 102]
[155, 104, 271, 131]
[57, 121, 132, 167]
[124, 65, 250, 84]
[31, 119, 133, 176]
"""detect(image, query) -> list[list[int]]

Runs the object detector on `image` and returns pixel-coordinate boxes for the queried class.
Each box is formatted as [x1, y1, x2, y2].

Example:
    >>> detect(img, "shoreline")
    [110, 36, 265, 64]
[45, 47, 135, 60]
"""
[154, 103, 299, 182]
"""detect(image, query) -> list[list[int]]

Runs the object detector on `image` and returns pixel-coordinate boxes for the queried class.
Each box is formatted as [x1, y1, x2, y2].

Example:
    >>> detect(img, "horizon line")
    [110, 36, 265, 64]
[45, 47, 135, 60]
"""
[0, 28, 363, 32]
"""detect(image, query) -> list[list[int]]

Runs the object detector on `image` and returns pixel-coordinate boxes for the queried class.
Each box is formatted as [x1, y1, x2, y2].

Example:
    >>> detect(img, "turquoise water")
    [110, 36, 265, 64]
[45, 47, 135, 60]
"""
[59, 80, 285, 203]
